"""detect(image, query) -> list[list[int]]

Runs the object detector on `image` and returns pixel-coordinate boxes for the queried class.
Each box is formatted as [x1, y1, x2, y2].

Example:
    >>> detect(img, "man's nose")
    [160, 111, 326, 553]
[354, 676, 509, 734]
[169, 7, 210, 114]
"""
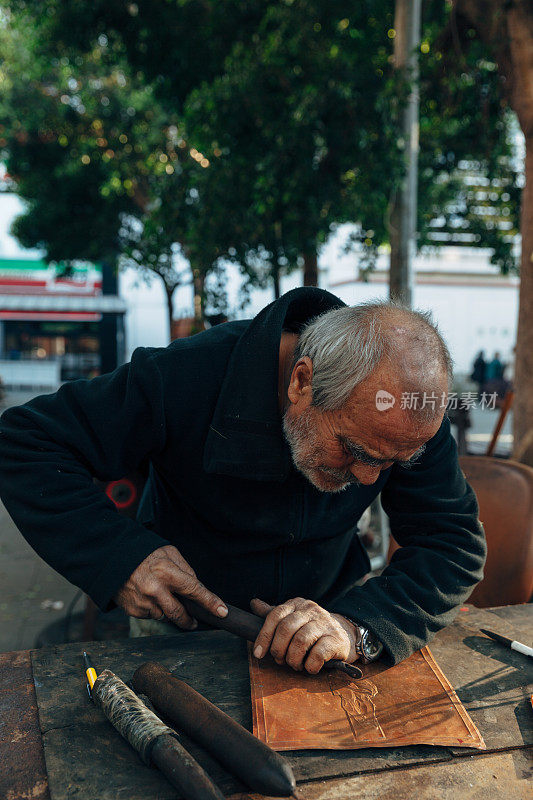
[349, 463, 382, 485]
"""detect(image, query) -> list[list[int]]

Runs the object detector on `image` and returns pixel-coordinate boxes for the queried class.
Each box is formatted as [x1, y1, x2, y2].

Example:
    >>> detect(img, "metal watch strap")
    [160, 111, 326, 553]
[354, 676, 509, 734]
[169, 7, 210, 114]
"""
[348, 620, 384, 663]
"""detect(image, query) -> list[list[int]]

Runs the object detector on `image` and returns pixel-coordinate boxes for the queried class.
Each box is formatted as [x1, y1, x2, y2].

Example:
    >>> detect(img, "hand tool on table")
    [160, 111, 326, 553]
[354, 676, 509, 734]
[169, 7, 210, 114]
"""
[480, 628, 533, 659]
[83, 651, 225, 800]
[132, 660, 297, 797]
[183, 598, 364, 679]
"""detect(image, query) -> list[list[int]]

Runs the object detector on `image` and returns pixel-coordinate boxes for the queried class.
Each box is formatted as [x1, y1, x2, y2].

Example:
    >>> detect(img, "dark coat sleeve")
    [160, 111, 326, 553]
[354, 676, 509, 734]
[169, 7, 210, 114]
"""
[0, 348, 170, 610]
[327, 416, 487, 663]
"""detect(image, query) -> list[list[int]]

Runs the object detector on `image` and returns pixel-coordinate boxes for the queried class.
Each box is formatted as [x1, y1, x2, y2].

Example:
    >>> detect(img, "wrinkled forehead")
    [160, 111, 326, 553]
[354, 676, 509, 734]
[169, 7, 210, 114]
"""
[336, 402, 442, 458]
[335, 361, 447, 451]
[352, 353, 450, 401]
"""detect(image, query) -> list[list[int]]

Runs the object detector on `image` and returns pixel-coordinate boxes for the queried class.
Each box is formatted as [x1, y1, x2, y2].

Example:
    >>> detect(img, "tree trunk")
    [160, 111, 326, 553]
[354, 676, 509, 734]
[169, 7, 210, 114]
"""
[507, 4, 533, 466]
[192, 268, 205, 334]
[454, 0, 533, 465]
[272, 262, 281, 299]
[389, 195, 413, 305]
[513, 134, 533, 465]
[164, 285, 174, 343]
[99, 260, 122, 373]
[388, 0, 421, 308]
[303, 251, 318, 287]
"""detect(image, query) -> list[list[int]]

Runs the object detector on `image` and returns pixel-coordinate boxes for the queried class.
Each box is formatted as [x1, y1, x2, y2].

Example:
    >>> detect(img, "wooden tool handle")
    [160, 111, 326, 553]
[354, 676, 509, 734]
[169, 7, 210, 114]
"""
[151, 735, 225, 800]
[183, 599, 363, 679]
[132, 661, 296, 797]
[93, 669, 175, 764]
[184, 599, 262, 639]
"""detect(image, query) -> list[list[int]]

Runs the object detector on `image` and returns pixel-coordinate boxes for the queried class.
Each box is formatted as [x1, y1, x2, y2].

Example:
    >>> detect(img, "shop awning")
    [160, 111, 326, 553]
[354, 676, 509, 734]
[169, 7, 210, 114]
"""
[0, 293, 126, 321]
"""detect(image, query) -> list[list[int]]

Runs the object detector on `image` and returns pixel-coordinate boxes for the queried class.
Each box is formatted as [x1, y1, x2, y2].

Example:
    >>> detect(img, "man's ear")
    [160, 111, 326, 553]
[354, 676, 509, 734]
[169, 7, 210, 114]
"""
[287, 357, 313, 406]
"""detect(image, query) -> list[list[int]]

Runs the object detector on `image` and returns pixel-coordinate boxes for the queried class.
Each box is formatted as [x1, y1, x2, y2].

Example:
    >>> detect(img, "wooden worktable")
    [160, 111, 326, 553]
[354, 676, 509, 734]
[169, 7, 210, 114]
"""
[0, 604, 531, 800]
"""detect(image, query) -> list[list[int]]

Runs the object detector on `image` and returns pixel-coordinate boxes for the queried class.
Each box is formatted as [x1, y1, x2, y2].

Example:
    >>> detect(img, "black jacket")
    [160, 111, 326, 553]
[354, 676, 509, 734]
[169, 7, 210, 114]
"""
[0, 288, 486, 662]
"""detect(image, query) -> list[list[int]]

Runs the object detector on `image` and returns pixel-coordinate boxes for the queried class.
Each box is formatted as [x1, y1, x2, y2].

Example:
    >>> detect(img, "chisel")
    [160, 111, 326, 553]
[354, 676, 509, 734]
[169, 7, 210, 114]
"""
[183, 598, 363, 678]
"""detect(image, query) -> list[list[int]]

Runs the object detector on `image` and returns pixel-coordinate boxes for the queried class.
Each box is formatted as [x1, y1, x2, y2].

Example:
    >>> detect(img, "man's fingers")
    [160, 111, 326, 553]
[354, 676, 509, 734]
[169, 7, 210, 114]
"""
[113, 546, 227, 627]
[247, 597, 353, 673]
[127, 601, 161, 620]
[159, 594, 197, 630]
[250, 598, 274, 618]
[163, 546, 196, 576]
[168, 571, 228, 618]
[304, 635, 341, 674]
[285, 622, 322, 671]
[270, 611, 311, 662]
[253, 599, 298, 659]
[150, 605, 166, 621]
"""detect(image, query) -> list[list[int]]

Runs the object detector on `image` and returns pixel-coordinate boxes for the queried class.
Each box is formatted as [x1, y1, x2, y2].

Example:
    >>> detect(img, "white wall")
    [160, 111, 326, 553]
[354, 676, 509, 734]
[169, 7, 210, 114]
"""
[416, 283, 517, 374]
[102, 251, 523, 374]
[321, 224, 519, 374]
[0, 359, 61, 389]
[119, 268, 170, 358]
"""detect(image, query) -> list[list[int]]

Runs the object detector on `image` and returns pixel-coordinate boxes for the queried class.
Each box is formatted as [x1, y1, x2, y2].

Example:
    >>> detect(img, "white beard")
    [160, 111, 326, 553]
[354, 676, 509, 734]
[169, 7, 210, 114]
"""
[282, 406, 359, 493]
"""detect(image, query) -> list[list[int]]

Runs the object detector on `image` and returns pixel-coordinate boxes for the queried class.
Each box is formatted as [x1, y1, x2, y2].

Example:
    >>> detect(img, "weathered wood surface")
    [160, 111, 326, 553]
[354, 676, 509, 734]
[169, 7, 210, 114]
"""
[428, 605, 533, 754]
[229, 747, 533, 800]
[29, 604, 532, 800]
[0, 604, 530, 800]
[0, 649, 50, 800]
[29, 633, 451, 800]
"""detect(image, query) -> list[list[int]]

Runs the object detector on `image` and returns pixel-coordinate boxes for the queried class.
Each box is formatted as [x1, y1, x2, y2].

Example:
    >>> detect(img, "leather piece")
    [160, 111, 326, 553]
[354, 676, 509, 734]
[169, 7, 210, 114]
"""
[249, 646, 485, 751]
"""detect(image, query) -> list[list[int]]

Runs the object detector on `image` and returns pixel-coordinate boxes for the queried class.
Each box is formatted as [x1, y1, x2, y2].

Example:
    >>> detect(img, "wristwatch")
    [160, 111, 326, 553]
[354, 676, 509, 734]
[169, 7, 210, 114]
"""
[353, 624, 384, 663]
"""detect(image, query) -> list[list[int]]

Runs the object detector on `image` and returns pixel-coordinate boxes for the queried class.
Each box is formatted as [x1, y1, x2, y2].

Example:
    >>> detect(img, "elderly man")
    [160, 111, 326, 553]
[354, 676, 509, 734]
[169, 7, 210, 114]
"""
[0, 288, 485, 671]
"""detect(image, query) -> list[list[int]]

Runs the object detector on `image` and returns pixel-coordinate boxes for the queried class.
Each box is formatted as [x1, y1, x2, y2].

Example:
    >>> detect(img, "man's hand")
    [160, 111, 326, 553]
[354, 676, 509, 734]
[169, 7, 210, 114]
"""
[114, 545, 228, 629]
[250, 597, 359, 674]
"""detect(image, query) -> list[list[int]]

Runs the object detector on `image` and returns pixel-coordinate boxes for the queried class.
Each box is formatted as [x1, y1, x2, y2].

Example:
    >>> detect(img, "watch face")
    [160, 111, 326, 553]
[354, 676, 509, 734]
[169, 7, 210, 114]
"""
[361, 629, 383, 661]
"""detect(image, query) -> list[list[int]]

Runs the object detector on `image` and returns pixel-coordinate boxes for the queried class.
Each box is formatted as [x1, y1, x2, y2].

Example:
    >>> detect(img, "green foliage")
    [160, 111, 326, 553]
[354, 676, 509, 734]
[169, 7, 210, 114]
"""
[6, 0, 264, 109]
[0, 9, 218, 323]
[185, 1, 402, 286]
[0, 17, 134, 262]
[0, 0, 522, 317]
[415, 0, 520, 272]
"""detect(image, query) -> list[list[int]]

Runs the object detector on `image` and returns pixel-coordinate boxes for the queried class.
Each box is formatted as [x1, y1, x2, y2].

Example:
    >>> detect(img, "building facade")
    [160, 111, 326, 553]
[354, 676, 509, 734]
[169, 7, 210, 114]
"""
[0, 195, 125, 388]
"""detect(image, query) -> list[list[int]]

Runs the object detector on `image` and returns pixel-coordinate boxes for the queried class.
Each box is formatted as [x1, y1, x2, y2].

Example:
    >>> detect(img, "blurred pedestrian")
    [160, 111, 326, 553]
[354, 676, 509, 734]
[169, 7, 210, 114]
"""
[485, 352, 504, 381]
[470, 350, 487, 396]
[484, 352, 509, 404]
[447, 377, 471, 456]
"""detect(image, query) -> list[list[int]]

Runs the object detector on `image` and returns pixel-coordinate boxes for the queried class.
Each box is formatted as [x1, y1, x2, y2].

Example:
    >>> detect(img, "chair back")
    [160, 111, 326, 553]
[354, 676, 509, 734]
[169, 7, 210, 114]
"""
[387, 456, 533, 607]
[459, 456, 533, 607]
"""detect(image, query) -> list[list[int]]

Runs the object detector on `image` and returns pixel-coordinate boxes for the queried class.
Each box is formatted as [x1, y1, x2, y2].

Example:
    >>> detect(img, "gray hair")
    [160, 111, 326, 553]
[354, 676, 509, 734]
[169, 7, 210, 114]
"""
[293, 301, 453, 418]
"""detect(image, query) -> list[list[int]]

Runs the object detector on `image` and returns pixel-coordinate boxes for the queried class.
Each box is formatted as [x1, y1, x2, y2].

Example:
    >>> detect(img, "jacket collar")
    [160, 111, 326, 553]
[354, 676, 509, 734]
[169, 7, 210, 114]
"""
[203, 287, 345, 481]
